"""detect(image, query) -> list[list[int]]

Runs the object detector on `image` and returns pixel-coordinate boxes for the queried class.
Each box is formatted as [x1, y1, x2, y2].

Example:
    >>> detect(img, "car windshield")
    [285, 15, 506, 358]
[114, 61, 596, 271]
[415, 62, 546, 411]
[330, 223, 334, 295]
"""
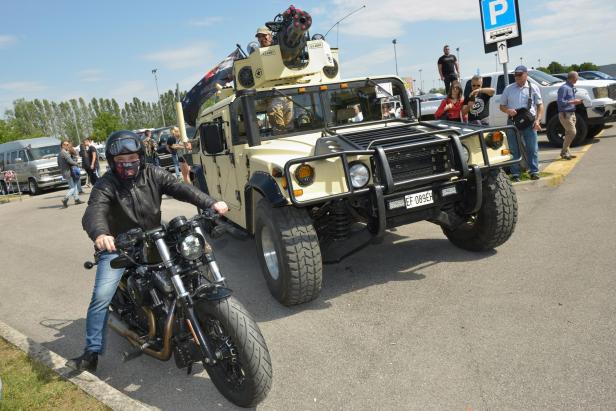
[528, 70, 563, 86]
[28, 145, 61, 160]
[326, 81, 409, 126]
[581, 71, 610, 80]
[254, 91, 325, 139]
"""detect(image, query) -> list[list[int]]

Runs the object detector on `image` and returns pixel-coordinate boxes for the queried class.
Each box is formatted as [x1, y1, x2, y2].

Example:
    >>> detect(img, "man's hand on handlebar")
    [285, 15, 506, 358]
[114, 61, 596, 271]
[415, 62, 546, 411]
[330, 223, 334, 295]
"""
[212, 201, 229, 215]
[95, 234, 116, 252]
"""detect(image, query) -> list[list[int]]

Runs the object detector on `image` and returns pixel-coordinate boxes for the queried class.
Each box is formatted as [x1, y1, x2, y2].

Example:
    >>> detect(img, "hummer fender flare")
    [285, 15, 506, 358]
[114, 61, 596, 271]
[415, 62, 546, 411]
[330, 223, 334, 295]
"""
[244, 171, 288, 233]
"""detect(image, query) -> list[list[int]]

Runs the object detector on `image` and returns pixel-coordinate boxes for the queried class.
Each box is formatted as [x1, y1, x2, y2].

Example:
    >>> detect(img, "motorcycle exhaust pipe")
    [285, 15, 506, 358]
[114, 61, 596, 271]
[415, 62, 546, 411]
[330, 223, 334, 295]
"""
[107, 300, 176, 361]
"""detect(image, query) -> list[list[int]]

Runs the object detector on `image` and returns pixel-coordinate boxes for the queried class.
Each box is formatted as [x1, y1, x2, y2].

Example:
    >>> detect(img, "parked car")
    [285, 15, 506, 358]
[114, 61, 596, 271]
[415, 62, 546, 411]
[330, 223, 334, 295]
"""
[461, 70, 616, 147]
[150, 125, 196, 172]
[553, 73, 568, 81]
[418, 93, 446, 120]
[0, 137, 86, 195]
[579, 70, 616, 81]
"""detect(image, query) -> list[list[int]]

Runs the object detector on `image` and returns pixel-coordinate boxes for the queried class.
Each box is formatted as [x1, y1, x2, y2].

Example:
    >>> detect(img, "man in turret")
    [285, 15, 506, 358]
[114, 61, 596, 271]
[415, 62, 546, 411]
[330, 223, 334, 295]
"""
[255, 26, 274, 48]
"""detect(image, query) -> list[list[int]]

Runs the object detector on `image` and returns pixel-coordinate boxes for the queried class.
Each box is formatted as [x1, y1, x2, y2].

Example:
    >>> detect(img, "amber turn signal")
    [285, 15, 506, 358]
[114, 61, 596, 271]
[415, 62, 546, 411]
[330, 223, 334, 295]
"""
[294, 164, 315, 186]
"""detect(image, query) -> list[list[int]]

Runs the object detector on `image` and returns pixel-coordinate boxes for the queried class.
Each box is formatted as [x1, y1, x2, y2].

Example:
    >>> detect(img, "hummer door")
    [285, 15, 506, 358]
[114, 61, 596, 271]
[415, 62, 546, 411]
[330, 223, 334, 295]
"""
[200, 111, 242, 222]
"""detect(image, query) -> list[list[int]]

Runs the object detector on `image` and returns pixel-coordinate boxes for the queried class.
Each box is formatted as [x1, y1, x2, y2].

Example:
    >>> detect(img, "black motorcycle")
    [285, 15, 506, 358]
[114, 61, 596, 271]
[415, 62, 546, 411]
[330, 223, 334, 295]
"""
[84, 210, 272, 407]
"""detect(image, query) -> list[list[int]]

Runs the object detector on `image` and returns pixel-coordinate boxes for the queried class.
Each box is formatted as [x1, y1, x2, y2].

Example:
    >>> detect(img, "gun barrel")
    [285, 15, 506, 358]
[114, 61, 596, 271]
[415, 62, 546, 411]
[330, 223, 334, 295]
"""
[279, 6, 312, 64]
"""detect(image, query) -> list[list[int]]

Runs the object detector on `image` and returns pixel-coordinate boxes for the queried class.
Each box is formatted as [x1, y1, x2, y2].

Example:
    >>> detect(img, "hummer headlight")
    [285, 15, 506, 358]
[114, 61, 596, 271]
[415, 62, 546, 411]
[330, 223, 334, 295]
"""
[294, 164, 315, 186]
[178, 234, 204, 260]
[460, 144, 471, 164]
[485, 131, 504, 150]
[349, 162, 370, 188]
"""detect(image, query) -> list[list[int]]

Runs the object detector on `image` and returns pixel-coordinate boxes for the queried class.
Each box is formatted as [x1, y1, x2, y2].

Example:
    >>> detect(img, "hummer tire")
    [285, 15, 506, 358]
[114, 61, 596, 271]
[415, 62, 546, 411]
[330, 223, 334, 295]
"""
[255, 199, 322, 306]
[443, 170, 517, 251]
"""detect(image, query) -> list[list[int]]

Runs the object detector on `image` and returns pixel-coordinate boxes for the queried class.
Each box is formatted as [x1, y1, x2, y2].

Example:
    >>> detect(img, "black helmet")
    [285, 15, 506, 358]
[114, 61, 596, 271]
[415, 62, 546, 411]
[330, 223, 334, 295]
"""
[105, 130, 145, 174]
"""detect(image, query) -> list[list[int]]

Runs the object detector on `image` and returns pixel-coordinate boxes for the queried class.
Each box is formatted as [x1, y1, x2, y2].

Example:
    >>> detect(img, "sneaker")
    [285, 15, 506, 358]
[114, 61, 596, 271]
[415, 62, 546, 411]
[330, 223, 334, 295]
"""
[530, 173, 540, 180]
[66, 351, 98, 372]
[561, 153, 572, 160]
[75, 199, 84, 205]
[62, 198, 69, 208]
[511, 176, 521, 182]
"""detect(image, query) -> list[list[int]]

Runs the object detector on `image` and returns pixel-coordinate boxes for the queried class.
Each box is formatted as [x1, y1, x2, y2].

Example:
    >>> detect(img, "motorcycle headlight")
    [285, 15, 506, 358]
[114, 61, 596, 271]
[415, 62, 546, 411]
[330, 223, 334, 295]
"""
[179, 234, 204, 260]
[349, 162, 370, 188]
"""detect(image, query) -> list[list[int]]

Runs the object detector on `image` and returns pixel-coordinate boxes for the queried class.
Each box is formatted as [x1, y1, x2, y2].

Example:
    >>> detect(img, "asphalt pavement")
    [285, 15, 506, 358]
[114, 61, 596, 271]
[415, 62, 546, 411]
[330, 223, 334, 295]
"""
[0, 128, 615, 410]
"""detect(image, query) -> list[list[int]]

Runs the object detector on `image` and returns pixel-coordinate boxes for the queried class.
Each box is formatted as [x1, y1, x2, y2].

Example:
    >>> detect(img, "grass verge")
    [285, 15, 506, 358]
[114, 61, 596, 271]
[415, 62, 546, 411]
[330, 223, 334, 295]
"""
[0, 337, 108, 410]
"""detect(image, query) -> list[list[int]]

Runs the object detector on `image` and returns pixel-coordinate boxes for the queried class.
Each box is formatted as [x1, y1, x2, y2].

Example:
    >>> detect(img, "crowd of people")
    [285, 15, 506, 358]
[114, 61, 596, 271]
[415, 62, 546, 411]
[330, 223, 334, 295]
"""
[433, 43, 584, 181]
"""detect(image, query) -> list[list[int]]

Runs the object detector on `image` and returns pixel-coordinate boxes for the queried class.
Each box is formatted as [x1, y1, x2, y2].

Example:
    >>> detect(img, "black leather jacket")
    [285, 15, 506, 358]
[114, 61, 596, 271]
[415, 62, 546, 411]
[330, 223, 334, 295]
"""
[82, 164, 216, 241]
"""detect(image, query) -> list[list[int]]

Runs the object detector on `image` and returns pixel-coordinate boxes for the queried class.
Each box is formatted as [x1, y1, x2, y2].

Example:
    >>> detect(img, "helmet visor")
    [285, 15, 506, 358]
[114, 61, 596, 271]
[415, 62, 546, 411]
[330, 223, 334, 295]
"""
[107, 138, 141, 157]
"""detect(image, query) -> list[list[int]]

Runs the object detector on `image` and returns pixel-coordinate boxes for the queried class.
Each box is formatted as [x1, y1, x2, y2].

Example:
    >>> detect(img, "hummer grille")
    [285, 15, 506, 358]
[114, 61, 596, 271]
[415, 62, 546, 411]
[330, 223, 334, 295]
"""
[339, 125, 454, 189]
[386, 144, 452, 186]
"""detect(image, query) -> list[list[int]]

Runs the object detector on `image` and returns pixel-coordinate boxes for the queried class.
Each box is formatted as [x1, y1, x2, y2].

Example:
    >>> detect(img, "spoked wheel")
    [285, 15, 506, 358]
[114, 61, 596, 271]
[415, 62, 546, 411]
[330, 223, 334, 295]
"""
[196, 296, 272, 408]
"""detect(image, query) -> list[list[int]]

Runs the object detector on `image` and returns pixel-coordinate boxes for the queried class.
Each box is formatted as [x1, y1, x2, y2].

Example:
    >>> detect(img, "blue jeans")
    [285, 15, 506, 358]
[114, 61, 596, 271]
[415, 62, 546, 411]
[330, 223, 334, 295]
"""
[171, 153, 180, 178]
[85, 252, 124, 353]
[64, 177, 81, 200]
[508, 122, 539, 176]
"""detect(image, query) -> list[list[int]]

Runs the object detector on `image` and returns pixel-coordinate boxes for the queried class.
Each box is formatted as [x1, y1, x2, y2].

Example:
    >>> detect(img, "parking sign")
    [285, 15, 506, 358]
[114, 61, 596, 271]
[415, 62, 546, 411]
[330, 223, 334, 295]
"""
[479, 0, 522, 53]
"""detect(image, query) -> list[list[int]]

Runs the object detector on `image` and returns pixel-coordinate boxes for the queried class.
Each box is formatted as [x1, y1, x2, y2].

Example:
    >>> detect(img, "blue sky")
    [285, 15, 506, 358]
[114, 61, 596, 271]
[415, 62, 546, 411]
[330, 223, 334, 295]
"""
[1, 0, 614, 115]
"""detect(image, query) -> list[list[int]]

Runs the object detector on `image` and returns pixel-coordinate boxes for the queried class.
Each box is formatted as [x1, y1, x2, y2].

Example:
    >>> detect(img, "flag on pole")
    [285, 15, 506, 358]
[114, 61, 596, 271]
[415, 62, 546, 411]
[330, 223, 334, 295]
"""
[182, 48, 243, 126]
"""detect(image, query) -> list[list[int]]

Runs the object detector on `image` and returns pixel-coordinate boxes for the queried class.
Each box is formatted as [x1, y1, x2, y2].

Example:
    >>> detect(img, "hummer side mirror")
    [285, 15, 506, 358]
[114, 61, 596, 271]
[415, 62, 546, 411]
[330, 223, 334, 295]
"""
[15, 158, 23, 164]
[200, 123, 226, 155]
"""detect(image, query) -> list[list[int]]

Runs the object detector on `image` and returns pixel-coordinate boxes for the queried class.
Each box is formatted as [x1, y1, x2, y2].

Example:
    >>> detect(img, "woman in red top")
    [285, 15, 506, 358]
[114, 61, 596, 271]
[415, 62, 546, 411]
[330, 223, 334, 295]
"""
[435, 80, 466, 122]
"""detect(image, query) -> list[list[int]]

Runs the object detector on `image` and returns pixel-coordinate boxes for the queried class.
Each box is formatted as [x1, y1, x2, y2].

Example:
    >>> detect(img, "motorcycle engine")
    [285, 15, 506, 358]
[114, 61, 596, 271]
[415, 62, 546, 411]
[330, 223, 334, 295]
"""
[126, 275, 150, 306]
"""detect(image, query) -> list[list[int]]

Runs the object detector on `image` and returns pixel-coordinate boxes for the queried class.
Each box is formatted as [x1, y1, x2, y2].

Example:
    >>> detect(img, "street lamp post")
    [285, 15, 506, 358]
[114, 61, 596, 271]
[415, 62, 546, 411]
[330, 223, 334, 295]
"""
[392, 39, 399, 76]
[520, 57, 524, 66]
[418, 68, 423, 94]
[151, 68, 166, 127]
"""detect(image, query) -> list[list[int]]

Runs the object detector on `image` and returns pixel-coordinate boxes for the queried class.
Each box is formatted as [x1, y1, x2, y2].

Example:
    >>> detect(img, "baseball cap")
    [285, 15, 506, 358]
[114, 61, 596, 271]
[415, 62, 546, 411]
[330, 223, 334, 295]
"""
[514, 65, 528, 73]
[255, 26, 272, 37]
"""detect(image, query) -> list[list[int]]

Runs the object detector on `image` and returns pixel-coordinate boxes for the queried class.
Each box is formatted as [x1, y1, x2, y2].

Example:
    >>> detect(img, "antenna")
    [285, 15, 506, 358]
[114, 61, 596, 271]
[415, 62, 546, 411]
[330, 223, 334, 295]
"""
[323, 5, 366, 47]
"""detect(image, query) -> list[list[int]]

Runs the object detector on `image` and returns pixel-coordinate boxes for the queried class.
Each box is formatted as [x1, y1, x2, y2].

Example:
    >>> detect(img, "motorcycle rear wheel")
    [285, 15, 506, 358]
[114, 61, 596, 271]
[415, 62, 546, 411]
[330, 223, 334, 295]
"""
[196, 296, 272, 407]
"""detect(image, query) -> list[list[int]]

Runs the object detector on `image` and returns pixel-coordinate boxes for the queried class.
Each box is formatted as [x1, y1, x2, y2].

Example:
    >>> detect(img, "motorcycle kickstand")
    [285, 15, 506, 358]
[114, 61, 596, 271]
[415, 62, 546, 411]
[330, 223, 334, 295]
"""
[186, 364, 193, 375]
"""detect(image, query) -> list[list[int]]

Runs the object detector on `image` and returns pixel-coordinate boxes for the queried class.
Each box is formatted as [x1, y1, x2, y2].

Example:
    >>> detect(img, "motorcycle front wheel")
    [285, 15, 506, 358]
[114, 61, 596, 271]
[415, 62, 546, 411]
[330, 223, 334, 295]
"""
[195, 296, 272, 408]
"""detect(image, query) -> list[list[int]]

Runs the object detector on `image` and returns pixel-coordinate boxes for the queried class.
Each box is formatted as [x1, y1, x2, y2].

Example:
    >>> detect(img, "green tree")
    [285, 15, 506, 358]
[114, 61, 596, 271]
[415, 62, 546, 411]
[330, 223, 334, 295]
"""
[0, 119, 20, 144]
[546, 61, 565, 74]
[579, 62, 599, 71]
[91, 111, 122, 141]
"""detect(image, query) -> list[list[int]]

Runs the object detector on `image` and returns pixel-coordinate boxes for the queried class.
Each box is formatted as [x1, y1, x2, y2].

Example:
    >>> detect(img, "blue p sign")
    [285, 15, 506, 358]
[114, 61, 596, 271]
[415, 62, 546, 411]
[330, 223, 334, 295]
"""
[482, 0, 517, 30]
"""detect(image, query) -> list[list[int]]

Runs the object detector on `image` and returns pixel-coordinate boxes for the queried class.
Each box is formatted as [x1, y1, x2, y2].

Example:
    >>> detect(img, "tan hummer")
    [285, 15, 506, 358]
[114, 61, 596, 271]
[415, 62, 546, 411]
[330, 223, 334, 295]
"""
[189, 6, 523, 306]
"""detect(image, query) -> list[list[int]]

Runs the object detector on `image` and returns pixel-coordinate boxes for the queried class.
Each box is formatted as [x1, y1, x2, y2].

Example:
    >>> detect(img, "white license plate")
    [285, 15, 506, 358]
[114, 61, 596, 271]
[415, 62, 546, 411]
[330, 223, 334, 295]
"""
[405, 190, 434, 209]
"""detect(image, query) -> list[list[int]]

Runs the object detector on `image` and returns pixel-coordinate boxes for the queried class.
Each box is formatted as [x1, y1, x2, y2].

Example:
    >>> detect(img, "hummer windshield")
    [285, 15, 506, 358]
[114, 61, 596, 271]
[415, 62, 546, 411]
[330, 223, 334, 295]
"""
[245, 78, 411, 140]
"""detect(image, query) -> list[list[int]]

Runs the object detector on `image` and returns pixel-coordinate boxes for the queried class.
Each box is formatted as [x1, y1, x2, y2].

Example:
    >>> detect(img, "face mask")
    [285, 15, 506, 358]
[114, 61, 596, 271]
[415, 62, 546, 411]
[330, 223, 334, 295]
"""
[114, 160, 140, 180]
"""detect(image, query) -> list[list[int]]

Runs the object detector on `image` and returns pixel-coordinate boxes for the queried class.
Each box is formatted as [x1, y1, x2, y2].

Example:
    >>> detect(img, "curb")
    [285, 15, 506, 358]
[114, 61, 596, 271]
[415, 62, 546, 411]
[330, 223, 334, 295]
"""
[0, 320, 156, 411]
[513, 133, 598, 188]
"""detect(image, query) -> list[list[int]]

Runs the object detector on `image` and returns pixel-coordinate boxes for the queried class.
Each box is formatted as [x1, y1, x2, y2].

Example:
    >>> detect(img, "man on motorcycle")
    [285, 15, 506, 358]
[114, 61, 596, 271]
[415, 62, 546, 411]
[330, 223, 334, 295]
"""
[67, 130, 228, 372]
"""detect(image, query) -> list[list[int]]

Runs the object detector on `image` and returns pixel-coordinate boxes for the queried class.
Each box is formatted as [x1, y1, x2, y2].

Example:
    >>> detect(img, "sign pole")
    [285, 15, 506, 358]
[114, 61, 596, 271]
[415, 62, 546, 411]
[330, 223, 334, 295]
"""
[503, 62, 509, 86]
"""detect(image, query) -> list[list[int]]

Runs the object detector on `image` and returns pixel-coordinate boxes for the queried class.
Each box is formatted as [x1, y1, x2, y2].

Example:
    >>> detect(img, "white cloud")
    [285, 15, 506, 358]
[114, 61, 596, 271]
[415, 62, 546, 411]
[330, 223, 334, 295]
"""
[0, 34, 17, 48]
[141, 42, 214, 70]
[188, 16, 224, 27]
[328, 0, 477, 38]
[78, 69, 103, 83]
[107, 81, 151, 102]
[0, 81, 47, 93]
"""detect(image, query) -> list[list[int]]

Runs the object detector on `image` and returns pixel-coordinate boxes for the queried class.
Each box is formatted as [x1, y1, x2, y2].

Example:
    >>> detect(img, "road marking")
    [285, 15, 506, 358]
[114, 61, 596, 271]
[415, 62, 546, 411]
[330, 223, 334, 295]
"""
[541, 131, 602, 186]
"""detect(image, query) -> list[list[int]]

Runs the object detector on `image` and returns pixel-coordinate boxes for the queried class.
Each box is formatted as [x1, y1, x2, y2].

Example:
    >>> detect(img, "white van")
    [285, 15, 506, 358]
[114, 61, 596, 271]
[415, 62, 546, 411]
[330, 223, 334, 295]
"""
[0, 137, 86, 195]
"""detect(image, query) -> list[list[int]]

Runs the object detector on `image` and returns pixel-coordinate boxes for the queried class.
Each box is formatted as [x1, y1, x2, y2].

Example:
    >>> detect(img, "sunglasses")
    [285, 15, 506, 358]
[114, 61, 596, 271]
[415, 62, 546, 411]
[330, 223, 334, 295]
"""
[471, 84, 481, 88]
[107, 138, 141, 156]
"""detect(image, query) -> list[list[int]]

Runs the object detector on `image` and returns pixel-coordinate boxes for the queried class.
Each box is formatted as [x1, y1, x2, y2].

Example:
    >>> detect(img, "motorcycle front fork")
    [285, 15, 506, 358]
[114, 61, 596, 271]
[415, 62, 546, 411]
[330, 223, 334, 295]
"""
[153, 234, 221, 365]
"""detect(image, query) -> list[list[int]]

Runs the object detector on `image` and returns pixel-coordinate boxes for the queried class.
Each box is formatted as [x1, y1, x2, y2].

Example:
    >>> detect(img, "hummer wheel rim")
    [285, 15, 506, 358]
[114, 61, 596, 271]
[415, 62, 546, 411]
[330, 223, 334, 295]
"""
[261, 226, 279, 280]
